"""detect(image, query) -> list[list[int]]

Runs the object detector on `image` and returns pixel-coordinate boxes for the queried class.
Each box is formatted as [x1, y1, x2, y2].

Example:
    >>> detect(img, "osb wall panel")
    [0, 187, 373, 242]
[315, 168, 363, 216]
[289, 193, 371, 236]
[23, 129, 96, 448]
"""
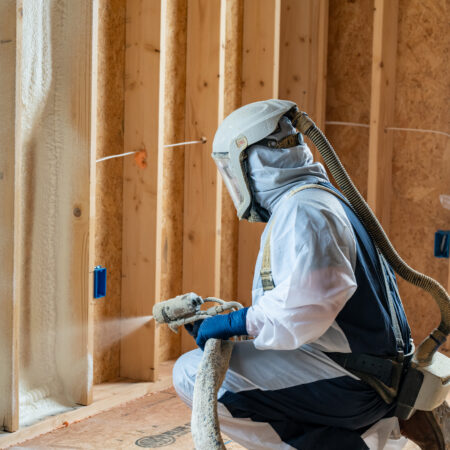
[325, 0, 372, 198]
[159, 0, 188, 362]
[220, 0, 243, 303]
[94, 0, 126, 383]
[390, 0, 449, 354]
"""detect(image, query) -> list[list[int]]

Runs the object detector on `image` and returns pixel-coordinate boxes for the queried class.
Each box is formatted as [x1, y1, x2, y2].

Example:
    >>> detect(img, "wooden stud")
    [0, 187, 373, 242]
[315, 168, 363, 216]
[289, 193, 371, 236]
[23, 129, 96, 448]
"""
[279, 0, 328, 130]
[314, 0, 329, 131]
[156, 0, 187, 363]
[237, 0, 281, 306]
[215, 0, 227, 297]
[181, 0, 225, 353]
[121, 0, 163, 381]
[11, 1, 22, 428]
[55, 0, 97, 407]
[0, 0, 20, 432]
[219, 0, 244, 303]
[367, 0, 399, 230]
[83, 0, 99, 405]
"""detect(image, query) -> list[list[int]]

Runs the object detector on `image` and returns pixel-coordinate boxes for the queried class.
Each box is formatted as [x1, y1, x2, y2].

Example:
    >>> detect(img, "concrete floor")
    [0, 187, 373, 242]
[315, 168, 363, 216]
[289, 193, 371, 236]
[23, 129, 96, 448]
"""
[6, 387, 419, 450]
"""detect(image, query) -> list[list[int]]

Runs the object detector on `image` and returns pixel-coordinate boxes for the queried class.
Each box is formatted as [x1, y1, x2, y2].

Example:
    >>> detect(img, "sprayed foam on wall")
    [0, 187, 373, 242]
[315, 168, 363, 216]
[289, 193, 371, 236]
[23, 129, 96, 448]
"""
[0, 0, 17, 429]
[17, 0, 93, 426]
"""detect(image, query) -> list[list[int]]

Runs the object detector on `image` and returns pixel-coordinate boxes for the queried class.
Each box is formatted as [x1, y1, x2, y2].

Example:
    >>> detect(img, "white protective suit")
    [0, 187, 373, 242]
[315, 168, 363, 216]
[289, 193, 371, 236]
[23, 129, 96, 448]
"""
[173, 138, 408, 450]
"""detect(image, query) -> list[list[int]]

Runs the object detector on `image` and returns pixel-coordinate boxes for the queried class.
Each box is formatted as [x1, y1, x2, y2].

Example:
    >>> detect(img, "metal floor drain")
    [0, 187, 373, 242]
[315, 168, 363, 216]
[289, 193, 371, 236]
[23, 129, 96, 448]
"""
[135, 423, 191, 448]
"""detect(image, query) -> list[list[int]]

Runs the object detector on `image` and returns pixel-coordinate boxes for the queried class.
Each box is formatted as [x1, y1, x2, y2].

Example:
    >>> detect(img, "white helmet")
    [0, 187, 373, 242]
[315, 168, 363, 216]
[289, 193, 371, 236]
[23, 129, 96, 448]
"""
[212, 99, 300, 221]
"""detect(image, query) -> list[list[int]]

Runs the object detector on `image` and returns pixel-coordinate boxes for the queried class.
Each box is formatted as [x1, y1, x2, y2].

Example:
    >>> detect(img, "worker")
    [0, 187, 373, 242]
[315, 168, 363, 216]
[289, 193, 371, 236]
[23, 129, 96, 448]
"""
[173, 100, 446, 449]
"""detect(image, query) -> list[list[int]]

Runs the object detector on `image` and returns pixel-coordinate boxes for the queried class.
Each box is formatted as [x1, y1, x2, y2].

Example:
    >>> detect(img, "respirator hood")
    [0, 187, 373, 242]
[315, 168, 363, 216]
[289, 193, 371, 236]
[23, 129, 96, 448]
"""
[212, 99, 298, 221]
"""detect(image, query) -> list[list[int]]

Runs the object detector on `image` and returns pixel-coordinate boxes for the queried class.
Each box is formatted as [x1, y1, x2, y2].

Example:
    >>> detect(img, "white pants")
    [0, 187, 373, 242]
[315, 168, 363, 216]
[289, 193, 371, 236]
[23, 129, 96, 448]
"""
[173, 342, 408, 450]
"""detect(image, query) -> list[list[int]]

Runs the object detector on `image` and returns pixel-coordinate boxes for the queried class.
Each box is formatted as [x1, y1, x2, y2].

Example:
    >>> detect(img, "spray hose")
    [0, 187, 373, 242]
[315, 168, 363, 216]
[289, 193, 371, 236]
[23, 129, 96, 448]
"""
[293, 112, 450, 366]
[153, 294, 240, 449]
[191, 338, 234, 449]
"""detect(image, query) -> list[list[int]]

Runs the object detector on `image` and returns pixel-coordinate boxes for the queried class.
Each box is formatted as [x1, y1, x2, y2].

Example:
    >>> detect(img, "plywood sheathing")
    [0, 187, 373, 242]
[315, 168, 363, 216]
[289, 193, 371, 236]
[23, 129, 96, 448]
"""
[220, 0, 243, 303]
[158, 0, 188, 362]
[94, 0, 126, 384]
[9, 388, 244, 450]
[0, 0, 19, 432]
[390, 0, 449, 354]
[367, 0, 398, 231]
[325, 0, 373, 199]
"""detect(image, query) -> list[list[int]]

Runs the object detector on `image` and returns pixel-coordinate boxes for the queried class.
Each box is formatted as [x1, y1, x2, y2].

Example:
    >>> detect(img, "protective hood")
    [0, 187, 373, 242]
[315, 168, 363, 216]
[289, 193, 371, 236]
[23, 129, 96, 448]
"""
[247, 142, 329, 214]
[212, 99, 297, 221]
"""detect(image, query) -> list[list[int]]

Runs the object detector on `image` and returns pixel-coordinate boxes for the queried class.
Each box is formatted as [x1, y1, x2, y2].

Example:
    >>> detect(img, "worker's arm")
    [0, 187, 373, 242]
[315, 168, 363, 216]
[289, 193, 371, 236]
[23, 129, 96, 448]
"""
[246, 197, 357, 350]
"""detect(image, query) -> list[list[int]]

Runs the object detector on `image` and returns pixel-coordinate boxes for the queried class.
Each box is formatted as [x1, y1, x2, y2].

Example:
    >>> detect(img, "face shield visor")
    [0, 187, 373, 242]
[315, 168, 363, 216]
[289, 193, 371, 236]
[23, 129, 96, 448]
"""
[212, 151, 252, 220]
[212, 99, 299, 221]
[213, 154, 243, 209]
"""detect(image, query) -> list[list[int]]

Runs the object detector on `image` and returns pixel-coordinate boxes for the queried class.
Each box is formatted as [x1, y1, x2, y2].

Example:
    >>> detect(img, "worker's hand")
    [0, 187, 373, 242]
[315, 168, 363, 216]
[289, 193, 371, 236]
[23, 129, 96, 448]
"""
[195, 308, 249, 350]
[184, 320, 204, 339]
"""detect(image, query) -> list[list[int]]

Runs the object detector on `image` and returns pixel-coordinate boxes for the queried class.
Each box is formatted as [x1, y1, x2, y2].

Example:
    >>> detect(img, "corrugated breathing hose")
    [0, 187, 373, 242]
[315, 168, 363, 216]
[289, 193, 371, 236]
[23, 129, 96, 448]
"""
[293, 111, 450, 367]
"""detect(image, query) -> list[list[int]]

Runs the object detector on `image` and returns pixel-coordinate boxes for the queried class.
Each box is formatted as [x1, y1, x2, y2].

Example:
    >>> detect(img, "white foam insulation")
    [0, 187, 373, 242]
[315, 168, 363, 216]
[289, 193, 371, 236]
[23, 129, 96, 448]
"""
[0, 0, 18, 431]
[12, 0, 94, 427]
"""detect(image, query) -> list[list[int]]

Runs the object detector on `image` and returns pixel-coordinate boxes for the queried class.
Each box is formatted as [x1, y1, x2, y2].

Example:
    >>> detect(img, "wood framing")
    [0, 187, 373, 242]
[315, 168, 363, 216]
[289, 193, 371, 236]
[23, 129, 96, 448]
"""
[237, 0, 281, 306]
[181, 0, 225, 352]
[218, 0, 244, 304]
[54, 0, 97, 407]
[121, 0, 163, 381]
[0, 0, 19, 432]
[84, 0, 99, 405]
[279, 0, 328, 129]
[367, 0, 399, 230]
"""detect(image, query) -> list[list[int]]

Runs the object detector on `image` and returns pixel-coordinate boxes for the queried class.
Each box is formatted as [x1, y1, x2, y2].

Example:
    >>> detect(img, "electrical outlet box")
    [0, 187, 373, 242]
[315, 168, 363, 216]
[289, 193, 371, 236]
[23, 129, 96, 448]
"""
[94, 265, 107, 298]
[434, 231, 450, 258]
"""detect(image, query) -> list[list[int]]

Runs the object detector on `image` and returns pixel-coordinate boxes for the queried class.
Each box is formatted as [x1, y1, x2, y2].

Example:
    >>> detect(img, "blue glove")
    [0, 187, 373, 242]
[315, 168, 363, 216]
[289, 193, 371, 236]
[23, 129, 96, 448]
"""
[195, 307, 249, 350]
[184, 320, 204, 338]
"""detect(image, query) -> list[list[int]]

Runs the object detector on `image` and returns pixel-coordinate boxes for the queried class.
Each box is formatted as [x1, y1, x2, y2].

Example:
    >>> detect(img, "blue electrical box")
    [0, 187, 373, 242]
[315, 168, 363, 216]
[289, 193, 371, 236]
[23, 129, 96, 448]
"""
[434, 231, 450, 258]
[94, 265, 107, 298]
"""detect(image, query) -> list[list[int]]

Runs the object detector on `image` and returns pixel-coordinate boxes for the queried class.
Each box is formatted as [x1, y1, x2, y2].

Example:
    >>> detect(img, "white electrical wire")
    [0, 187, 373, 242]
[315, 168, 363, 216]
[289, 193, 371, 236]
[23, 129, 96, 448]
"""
[164, 138, 206, 148]
[325, 121, 449, 138]
[96, 137, 207, 163]
[96, 151, 138, 163]
[385, 127, 450, 139]
[325, 121, 370, 128]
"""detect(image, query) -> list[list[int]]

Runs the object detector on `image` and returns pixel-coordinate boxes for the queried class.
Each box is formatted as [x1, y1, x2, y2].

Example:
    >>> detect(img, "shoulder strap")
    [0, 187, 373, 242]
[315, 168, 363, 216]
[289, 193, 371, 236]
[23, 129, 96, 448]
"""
[260, 184, 350, 291]
[377, 250, 405, 351]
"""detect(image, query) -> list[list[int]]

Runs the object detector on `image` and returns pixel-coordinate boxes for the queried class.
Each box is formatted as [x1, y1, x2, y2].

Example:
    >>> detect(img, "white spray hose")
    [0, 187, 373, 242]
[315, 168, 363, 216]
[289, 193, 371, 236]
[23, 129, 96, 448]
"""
[191, 338, 234, 449]
[190, 299, 244, 450]
[153, 295, 242, 449]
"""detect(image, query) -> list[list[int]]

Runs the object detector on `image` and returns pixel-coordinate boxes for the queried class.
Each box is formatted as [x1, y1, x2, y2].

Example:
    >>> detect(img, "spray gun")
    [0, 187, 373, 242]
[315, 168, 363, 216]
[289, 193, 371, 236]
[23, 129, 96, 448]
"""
[152, 292, 243, 333]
